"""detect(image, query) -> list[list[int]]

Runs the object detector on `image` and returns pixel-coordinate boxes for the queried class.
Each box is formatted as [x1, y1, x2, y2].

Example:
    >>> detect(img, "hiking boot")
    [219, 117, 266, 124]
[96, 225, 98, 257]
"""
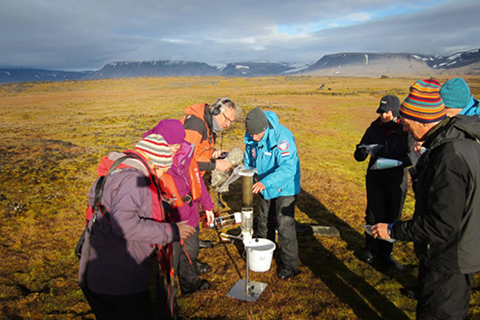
[278, 267, 301, 280]
[400, 288, 419, 300]
[182, 280, 210, 295]
[381, 255, 405, 271]
[197, 261, 210, 274]
[199, 240, 214, 249]
[360, 248, 374, 264]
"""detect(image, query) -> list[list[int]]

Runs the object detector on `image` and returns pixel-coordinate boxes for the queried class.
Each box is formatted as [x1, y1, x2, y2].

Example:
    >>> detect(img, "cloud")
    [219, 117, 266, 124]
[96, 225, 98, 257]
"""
[346, 12, 373, 22]
[0, 0, 478, 70]
[309, 0, 480, 56]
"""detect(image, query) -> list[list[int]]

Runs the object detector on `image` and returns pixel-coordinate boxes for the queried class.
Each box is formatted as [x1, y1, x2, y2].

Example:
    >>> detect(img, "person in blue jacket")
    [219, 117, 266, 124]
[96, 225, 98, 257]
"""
[440, 77, 480, 118]
[243, 107, 301, 280]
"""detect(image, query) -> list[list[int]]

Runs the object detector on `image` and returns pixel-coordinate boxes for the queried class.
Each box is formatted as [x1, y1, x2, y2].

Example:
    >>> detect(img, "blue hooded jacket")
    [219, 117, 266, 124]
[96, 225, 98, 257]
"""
[243, 111, 301, 200]
[459, 96, 480, 118]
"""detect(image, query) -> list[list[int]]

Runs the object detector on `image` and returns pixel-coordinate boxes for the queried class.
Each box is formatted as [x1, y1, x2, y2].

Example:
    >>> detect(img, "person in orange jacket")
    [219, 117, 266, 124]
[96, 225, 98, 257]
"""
[180, 98, 239, 252]
[180, 97, 238, 175]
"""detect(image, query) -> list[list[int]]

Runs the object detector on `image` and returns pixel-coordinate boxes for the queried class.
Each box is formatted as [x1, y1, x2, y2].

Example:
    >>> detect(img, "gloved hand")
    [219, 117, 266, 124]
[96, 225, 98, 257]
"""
[354, 144, 368, 161]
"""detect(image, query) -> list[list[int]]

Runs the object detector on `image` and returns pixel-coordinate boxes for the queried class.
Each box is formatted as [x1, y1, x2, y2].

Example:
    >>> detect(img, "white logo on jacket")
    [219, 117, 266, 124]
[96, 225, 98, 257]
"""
[279, 140, 290, 157]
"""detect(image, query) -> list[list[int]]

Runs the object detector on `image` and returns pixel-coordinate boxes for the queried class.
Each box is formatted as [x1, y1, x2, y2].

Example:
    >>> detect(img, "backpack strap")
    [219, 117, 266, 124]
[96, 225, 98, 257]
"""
[90, 156, 129, 223]
[123, 151, 155, 178]
[79, 155, 130, 287]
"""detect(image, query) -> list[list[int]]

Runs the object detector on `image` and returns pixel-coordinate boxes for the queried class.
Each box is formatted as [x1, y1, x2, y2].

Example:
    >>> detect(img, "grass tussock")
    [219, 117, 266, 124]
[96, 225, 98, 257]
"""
[0, 75, 479, 319]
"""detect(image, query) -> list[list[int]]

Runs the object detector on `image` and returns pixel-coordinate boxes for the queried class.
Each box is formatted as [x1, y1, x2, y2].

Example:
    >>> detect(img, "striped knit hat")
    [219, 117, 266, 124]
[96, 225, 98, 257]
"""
[135, 134, 173, 168]
[400, 79, 446, 123]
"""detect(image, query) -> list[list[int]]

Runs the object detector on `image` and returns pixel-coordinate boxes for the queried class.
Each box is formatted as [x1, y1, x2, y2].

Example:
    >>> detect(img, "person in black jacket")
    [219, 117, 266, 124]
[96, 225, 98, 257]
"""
[372, 79, 480, 320]
[354, 95, 412, 268]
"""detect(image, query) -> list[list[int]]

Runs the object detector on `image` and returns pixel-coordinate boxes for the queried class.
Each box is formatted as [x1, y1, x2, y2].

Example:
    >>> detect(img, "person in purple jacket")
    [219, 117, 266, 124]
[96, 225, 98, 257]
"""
[143, 119, 215, 302]
[78, 133, 195, 320]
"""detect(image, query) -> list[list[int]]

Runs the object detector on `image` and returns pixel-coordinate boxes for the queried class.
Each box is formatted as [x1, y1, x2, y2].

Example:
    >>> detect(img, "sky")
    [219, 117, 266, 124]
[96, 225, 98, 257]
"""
[1, 0, 479, 71]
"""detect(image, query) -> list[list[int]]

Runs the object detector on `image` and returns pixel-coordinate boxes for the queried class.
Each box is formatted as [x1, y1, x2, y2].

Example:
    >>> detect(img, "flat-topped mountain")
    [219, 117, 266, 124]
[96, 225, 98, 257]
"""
[1, 49, 479, 84]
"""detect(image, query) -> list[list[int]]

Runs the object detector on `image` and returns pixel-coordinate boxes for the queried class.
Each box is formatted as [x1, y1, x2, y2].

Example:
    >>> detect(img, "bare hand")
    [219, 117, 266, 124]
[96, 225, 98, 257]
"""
[370, 223, 390, 239]
[215, 159, 232, 172]
[205, 210, 215, 225]
[252, 181, 265, 194]
[176, 221, 195, 239]
[414, 141, 424, 154]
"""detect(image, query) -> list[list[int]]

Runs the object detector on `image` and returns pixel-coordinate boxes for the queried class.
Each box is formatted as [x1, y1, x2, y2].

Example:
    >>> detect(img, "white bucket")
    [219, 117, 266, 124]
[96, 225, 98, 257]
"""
[247, 238, 276, 272]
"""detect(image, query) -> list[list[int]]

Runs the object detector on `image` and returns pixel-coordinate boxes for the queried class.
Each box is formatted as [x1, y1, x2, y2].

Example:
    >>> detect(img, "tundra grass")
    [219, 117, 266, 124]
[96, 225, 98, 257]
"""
[0, 75, 479, 319]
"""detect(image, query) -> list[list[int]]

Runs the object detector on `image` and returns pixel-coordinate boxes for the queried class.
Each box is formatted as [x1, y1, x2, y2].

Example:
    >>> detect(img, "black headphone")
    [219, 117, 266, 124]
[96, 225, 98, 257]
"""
[212, 98, 232, 115]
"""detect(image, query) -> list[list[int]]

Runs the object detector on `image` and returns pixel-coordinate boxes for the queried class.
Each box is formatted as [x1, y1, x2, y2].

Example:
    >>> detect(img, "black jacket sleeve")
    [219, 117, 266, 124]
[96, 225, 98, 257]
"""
[391, 145, 468, 244]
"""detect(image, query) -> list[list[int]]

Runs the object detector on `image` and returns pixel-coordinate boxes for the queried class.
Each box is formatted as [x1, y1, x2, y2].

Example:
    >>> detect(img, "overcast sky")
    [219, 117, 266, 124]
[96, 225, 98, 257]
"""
[1, 0, 479, 71]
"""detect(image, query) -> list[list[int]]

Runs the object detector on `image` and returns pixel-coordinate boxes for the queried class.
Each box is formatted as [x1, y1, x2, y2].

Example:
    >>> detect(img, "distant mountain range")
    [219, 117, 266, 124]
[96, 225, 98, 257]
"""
[303, 49, 480, 77]
[0, 68, 92, 84]
[1, 49, 480, 84]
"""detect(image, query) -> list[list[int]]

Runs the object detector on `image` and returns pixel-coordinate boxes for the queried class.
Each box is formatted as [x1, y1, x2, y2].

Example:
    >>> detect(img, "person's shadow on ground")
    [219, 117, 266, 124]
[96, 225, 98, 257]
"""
[292, 188, 417, 320]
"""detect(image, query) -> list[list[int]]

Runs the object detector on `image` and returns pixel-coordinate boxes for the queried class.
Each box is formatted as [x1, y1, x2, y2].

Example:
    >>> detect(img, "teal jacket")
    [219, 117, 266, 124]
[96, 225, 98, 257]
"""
[243, 111, 301, 200]
[459, 96, 480, 118]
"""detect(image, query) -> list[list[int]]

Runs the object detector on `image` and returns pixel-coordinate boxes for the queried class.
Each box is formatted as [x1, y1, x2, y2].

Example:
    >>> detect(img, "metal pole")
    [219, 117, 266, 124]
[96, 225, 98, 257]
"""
[245, 245, 250, 295]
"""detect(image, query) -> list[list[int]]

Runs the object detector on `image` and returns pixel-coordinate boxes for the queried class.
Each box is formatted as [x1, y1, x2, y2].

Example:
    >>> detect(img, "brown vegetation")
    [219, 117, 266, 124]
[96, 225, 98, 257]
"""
[0, 75, 479, 319]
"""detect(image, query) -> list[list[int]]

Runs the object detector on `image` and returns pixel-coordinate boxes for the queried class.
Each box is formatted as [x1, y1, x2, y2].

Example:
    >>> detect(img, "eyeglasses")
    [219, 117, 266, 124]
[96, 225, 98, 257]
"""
[222, 112, 235, 124]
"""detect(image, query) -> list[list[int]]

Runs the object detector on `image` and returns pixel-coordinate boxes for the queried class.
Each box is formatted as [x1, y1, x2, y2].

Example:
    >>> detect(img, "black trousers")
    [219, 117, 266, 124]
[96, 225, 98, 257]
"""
[171, 226, 201, 295]
[416, 265, 473, 320]
[257, 195, 298, 270]
[82, 287, 155, 320]
[365, 171, 408, 258]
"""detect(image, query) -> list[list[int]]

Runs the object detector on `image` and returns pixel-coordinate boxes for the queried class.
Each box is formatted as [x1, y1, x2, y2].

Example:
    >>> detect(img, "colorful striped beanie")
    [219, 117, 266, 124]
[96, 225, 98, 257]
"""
[400, 79, 446, 123]
[135, 134, 173, 168]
